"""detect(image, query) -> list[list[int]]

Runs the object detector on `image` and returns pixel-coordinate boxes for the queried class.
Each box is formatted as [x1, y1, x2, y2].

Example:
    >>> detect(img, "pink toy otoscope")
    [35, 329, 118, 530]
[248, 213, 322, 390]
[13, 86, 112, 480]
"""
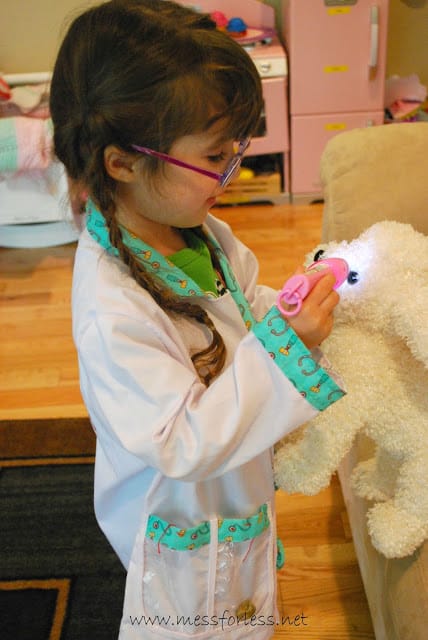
[276, 258, 349, 317]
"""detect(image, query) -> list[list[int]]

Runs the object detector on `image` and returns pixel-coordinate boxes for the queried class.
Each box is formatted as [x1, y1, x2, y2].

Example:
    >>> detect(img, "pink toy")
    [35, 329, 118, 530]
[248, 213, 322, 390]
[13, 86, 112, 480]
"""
[210, 11, 228, 30]
[0, 76, 12, 101]
[277, 258, 349, 317]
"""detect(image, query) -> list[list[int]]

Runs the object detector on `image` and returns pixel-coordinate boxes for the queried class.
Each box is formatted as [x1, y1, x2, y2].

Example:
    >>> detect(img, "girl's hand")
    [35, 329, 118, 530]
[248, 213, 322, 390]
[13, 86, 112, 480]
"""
[285, 271, 340, 349]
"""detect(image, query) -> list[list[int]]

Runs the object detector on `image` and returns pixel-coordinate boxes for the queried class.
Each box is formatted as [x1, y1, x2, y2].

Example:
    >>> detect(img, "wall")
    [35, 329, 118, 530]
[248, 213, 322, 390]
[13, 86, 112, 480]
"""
[386, 0, 428, 85]
[0, 1, 99, 74]
[1, 1, 428, 87]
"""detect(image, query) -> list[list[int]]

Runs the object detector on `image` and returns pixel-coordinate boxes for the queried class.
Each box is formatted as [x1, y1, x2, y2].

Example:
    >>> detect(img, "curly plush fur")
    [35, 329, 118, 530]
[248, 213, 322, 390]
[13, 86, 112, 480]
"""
[274, 221, 428, 558]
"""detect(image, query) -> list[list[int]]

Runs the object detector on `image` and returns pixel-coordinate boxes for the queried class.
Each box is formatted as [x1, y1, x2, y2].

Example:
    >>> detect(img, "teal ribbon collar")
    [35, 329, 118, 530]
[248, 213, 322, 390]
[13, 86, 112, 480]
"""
[86, 201, 255, 330]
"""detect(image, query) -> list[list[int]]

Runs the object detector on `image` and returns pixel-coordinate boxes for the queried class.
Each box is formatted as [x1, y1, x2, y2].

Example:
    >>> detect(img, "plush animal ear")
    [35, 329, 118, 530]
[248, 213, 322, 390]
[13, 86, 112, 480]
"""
[305, 243, 331, 266]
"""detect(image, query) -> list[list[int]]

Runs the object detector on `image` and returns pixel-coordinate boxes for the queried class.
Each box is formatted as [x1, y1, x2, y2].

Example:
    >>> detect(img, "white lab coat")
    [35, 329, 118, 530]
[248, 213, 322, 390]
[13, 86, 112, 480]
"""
[72, 214, 341, 639]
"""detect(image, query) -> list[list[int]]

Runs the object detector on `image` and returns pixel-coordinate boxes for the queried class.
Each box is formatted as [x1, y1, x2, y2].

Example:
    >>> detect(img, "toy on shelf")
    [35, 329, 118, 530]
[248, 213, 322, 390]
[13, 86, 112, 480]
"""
[0, 76, 12, 101]
[226, 17, 248, 38]
[209, 10, 273, 45]
[209, 11, 228, 31]
[384, 73, 427, 123]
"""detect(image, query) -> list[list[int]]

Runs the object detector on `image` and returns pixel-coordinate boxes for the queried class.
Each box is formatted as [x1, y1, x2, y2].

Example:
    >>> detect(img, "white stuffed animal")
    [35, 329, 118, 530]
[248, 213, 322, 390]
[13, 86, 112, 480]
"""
[274, 221, 428, 559]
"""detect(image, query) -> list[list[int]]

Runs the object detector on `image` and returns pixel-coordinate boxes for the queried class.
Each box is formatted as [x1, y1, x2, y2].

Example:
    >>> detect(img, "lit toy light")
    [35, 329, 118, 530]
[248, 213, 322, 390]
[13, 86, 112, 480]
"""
[277, 256, 351, 317]
[313, 249, 360, 286]
[317, 235, 379, 296]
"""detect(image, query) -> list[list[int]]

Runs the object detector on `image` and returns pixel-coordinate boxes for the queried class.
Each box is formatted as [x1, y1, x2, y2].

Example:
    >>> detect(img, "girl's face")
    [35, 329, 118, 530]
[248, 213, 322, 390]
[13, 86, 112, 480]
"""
[114, 122, 237, 246]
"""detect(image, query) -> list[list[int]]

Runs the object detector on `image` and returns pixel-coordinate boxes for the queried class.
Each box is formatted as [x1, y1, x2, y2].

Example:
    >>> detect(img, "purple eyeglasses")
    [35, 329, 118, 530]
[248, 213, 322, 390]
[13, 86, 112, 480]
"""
[131, 138, 250, 188]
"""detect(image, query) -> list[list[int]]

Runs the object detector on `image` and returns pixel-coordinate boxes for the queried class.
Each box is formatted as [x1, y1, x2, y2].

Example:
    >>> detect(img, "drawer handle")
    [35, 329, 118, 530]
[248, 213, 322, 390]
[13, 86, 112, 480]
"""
[369, 5, 379, 71]
[259, 62, 272, 75]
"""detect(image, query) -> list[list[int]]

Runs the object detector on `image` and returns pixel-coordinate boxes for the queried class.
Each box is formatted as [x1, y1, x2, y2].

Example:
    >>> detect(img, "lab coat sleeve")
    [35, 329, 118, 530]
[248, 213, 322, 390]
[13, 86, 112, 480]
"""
[206, 216, 345, 409]
[78, 307, 323, 483]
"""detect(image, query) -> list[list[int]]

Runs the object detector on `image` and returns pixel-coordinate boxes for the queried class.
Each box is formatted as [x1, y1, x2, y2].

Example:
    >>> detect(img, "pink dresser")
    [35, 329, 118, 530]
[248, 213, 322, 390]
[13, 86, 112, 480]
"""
[282, 0, 389, 201]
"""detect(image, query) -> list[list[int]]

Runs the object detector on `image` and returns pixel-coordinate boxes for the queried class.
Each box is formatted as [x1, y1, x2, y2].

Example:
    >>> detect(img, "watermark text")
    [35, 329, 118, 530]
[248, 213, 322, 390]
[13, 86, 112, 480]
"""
[127, 610, 309, 631]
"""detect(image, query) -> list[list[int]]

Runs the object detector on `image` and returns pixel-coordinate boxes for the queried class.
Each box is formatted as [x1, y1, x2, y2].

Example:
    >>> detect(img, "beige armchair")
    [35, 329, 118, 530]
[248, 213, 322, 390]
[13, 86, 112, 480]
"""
[319, 122, 428, 640]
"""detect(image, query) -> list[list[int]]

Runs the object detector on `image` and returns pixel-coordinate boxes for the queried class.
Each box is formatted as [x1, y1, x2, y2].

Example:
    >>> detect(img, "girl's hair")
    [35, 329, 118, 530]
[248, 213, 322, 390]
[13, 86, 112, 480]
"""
[50, 0, 263, 385]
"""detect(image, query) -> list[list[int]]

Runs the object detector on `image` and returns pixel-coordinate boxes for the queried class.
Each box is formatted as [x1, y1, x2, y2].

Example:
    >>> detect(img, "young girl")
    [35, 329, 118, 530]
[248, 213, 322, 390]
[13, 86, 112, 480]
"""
[50, 1, 344, 637]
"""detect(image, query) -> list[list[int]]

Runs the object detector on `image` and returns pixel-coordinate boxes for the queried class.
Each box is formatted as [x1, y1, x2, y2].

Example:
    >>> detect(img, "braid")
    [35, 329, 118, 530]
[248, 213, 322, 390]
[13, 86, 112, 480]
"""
[106, 212, 226, 386]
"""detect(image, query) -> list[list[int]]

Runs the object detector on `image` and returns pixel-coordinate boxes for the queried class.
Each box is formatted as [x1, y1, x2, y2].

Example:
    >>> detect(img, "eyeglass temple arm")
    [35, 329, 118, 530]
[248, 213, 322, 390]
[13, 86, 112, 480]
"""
[131, 144, 222, 180]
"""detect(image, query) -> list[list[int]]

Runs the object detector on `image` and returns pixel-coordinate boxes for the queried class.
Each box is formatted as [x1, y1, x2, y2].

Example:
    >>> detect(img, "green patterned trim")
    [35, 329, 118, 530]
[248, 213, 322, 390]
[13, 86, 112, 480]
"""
[86, 201, 204, 297]
[206, 234, 255, 331]
[146, 504, 269, 551]
[86, 201, 255, 330]
[276, 538, 285, 569]
[252, 306, 346, 411]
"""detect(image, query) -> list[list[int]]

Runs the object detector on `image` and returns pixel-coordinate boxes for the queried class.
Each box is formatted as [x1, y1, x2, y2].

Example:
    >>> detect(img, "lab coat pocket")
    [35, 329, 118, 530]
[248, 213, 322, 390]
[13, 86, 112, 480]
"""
[142, 529, 212, 632]
[121, 512, 214, 636]
[214, 503, 276, 625]
[120, 504, 276, 638]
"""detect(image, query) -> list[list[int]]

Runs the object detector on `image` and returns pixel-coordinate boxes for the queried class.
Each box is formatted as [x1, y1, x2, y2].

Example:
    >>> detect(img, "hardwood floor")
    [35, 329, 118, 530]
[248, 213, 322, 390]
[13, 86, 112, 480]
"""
[0, 202, 375, 638]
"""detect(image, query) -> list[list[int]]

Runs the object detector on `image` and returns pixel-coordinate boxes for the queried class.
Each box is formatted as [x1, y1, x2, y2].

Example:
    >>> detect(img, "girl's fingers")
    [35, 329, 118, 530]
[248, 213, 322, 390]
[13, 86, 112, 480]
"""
[319, 288, 340, 314]
[306, 273, 339, 311]
[310, 272, 336, 298]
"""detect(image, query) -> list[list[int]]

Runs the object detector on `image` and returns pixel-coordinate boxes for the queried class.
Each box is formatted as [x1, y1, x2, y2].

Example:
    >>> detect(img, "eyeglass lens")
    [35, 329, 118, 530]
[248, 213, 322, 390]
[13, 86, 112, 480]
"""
[221, 140, 249, 187]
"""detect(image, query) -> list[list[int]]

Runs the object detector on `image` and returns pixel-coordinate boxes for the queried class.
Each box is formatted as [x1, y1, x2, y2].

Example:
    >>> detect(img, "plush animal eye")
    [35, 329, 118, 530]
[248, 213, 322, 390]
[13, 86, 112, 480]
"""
[313, 249, 325, 262]
[347, 271, 359, 285]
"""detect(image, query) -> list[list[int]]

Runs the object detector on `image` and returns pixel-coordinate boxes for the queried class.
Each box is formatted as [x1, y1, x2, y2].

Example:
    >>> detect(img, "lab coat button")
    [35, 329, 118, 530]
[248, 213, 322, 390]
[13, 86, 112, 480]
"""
[236, 599, 256, 621]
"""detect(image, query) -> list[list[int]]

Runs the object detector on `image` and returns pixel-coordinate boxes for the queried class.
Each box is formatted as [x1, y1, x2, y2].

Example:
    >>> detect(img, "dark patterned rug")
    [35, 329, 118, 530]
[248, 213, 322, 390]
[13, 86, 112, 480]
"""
[0, 419, 126, 640]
